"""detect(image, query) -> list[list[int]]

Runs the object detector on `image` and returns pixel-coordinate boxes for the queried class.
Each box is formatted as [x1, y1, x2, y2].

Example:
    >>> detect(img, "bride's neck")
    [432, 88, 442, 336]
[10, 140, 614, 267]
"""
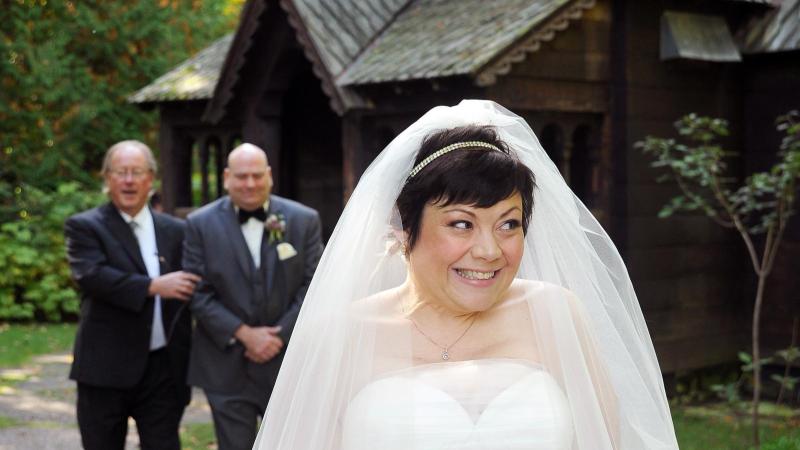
[399, 278, 478, 326]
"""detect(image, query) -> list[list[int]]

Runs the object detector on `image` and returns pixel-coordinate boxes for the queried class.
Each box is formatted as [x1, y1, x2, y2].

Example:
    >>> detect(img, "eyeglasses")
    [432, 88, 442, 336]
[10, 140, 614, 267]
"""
[108, 168, 150, 180]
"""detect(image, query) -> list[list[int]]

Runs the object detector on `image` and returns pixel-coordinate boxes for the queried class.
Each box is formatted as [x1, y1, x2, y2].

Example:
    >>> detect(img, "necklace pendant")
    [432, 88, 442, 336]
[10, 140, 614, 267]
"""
[441, 349, 450, 360]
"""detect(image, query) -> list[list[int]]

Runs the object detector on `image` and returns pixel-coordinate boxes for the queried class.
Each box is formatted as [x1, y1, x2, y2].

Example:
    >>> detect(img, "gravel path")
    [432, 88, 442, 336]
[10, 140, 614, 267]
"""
[0, 352, 213, 449]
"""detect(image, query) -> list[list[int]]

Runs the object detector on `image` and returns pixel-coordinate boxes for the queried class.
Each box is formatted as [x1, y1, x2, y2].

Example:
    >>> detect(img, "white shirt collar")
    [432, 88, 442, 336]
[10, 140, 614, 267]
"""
[233, 199, 270, 214]
[119, 205, 153, 228]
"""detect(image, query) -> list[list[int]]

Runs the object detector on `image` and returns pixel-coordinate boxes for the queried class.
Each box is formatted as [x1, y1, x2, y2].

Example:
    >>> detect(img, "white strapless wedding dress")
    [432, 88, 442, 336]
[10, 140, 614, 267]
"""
[342, 359, 574, 450]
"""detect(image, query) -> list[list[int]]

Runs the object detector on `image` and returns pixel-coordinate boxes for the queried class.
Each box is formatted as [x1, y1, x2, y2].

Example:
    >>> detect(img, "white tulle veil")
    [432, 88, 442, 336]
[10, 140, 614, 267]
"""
[253, 100, 678, 449]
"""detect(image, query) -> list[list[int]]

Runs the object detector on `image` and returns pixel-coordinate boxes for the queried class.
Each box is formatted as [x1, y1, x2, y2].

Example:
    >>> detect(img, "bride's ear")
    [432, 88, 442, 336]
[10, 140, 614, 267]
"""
[400, 232, 410, 258]
[388, 208, 410, 257]
[391, 229, 410, 258]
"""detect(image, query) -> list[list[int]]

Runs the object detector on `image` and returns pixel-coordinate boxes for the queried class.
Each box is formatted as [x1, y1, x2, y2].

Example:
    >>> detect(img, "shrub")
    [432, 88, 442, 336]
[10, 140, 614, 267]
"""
[0, 182, 104, 321]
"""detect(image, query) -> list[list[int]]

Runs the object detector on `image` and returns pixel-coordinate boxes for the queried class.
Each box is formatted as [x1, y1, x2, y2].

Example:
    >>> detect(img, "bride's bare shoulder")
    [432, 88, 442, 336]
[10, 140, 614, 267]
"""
[505, 279, 580, 308]
[348, 286, 405, 322]
[510, 278, 576, 297]
[499, 279, 565, 304]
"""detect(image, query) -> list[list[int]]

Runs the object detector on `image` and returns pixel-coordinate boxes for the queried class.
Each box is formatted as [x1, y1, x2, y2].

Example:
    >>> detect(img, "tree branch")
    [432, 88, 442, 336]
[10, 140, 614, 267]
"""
[710, 173, 762, 274]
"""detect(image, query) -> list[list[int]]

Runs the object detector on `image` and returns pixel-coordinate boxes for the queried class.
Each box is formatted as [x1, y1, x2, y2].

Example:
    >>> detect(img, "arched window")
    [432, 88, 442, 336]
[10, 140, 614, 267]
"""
[205, 137, 222, 201]
[373, 126, 395, 162]
[570, 125, 600, 208]
[539, 124, 565, 177]
[191, 136, 223, 206]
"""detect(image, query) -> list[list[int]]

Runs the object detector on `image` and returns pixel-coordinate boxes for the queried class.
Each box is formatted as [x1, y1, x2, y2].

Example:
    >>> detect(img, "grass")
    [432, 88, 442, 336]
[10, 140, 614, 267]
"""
[673, 404, 800, 450]
[180, 422, 216, 450]
[0, 415, 21, 429]
[0, 323, 76, 368]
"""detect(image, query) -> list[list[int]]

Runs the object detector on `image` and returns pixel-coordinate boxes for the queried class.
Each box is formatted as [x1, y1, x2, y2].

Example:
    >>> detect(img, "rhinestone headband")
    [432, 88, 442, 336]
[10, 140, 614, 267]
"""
[407, 141, 501, 179]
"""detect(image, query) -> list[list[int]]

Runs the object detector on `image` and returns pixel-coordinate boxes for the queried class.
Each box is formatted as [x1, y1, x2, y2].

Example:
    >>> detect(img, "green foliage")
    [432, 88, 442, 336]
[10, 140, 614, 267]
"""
[671, 363, 742, 407]
[760, 435, 800, 450]
[773, 344, 800, 405]
[0, 182, 104, 321]
[0, 0, 242, 321]
[0, 0, 240, 190]
[740, 351, 774, 373]
[636, 112, 800, 234]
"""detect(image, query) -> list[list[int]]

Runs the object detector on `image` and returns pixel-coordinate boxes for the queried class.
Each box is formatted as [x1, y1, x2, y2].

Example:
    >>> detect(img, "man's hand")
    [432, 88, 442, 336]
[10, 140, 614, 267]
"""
[148, 271, 201, 301]
[235, 325, 283, 364]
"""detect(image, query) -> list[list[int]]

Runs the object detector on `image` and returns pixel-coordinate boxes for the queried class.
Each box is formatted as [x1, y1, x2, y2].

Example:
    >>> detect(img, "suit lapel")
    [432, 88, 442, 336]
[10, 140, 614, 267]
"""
[152, 212, 169, 275]
[262, 200, 281, 296]
[220, 197, 256, 280]
[101, 203, 147, 274]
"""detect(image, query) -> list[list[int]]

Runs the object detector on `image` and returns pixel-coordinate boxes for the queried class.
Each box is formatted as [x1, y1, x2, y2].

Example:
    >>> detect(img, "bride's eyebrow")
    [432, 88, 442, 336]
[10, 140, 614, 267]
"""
[440, 207, 475, 217]
[499, 206, 522, 218]
[440, 206, 521, 217]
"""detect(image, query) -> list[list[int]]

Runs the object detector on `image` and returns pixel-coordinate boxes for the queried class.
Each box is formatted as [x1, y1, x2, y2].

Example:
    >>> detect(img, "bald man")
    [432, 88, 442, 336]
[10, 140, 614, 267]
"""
[183, 143, 323, 450]
[65, 140, 200, 450]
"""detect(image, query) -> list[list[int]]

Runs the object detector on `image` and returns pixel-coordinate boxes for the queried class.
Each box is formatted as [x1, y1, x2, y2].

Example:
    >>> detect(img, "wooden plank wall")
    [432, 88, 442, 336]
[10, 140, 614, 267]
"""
[490, 1, 610, 112]
[742, 54, 800, 352]
[621, 0, 749, 372]
[493, 0, 750, 371]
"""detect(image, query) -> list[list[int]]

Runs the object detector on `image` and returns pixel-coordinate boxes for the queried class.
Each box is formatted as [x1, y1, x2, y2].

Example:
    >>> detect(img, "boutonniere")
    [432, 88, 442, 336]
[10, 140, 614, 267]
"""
[276, 242, 297, 261]
[264, 213, 286, 244]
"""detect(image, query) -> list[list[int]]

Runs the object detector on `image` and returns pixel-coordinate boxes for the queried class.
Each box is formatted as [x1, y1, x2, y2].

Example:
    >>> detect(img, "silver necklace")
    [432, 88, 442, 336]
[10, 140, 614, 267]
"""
[408, 314, 477, 361]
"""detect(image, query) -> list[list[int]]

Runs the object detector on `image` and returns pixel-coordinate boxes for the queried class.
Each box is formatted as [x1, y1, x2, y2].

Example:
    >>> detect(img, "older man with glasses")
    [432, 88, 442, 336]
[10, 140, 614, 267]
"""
[64, 140, 201, 450]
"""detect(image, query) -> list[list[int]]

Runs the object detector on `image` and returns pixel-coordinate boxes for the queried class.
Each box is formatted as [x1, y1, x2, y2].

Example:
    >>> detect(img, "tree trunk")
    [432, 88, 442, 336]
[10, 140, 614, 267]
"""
[751, 272, 768, 450]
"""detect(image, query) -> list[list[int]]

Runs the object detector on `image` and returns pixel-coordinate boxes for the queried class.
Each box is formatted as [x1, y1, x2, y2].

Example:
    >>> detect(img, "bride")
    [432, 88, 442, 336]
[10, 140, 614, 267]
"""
[253, 100, 679, 449]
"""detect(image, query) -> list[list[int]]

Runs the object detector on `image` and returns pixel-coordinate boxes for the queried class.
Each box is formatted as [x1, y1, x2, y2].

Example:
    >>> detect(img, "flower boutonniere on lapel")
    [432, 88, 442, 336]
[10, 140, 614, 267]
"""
[265, 213, 286, 244]
[276, 242, 297, 261]
[266, 212, 297, 260]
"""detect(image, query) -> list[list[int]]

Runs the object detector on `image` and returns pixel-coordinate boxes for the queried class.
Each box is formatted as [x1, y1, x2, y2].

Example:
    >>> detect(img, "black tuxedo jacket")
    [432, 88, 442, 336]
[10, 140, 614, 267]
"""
[64, 203, 190, 403]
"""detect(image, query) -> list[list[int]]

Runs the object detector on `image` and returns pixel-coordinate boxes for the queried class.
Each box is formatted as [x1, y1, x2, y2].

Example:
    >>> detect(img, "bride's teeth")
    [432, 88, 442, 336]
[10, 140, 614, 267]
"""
[457, 269, 495, 280]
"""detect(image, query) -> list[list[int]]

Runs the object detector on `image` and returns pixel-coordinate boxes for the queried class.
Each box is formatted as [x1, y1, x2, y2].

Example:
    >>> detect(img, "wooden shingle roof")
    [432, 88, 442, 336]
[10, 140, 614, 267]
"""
[338, 0, 592, 86]
[289, 0, 409, 78]
[132, 0, 795, 117]
[739, 0, 800, 53]
[130, 0, 593, 114]
[128, 34, 234, 104]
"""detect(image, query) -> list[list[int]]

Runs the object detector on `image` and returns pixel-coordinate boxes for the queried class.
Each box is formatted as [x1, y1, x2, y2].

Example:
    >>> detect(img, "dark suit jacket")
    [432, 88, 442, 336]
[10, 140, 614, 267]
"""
[183, 195, 323, 393]
[64, 203, 191, 403]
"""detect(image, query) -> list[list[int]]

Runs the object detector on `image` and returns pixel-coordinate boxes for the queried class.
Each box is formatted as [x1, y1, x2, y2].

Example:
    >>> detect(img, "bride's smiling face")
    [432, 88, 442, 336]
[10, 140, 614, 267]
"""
[407, 193, 525, 314]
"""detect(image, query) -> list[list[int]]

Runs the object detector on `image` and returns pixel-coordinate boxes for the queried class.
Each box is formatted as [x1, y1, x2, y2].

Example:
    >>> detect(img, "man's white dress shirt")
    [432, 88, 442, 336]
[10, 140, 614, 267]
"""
[238, 201, 269, 269]
[121, 207, 166, 351]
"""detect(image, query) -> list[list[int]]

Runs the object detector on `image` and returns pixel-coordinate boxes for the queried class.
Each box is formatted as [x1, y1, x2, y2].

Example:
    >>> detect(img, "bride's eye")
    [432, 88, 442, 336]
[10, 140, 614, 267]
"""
[449, 220, 472, 230]
[499, 219, 521, 231]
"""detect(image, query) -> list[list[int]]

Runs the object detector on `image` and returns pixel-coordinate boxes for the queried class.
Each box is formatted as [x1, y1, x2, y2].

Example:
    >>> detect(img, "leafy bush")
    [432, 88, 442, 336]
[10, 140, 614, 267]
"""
[760, 435, 800, 450]
[0, 1, 240, 190]
[0, 182, 104, 321]
[0, 1, 243, 322]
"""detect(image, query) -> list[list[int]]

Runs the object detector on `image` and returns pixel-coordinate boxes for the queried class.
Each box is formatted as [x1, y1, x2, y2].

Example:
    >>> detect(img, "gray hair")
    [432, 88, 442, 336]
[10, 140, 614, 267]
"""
[101, 140, 157, 195]
[101, 140, 158, 175]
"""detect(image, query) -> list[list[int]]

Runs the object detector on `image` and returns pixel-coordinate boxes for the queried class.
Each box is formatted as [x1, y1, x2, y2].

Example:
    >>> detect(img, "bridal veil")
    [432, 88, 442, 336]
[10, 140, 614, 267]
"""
[253, 100, 679, 449]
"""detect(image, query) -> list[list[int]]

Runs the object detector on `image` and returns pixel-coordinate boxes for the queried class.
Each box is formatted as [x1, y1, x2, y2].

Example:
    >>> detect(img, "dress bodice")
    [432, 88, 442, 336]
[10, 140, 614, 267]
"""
[341, 360, 574, 450]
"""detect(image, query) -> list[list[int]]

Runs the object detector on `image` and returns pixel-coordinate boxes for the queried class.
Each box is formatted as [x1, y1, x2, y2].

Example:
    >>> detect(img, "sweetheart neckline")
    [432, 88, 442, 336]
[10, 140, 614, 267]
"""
[357, 369, 560, 426]
[376, 357, 547, 380]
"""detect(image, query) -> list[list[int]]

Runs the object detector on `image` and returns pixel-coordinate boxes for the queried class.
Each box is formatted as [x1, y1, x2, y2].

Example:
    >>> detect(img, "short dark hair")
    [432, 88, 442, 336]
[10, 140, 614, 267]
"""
[396, 125, 536, 250]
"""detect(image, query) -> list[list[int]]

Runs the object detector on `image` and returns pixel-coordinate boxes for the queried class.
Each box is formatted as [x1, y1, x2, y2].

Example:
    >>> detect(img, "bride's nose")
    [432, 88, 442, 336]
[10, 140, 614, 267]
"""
[470, 229, 502, 261]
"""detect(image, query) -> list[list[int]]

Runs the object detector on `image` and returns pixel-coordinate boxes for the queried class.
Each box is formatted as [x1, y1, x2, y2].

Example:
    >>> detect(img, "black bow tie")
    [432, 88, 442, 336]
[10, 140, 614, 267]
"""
[238, 207, 267, 223]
